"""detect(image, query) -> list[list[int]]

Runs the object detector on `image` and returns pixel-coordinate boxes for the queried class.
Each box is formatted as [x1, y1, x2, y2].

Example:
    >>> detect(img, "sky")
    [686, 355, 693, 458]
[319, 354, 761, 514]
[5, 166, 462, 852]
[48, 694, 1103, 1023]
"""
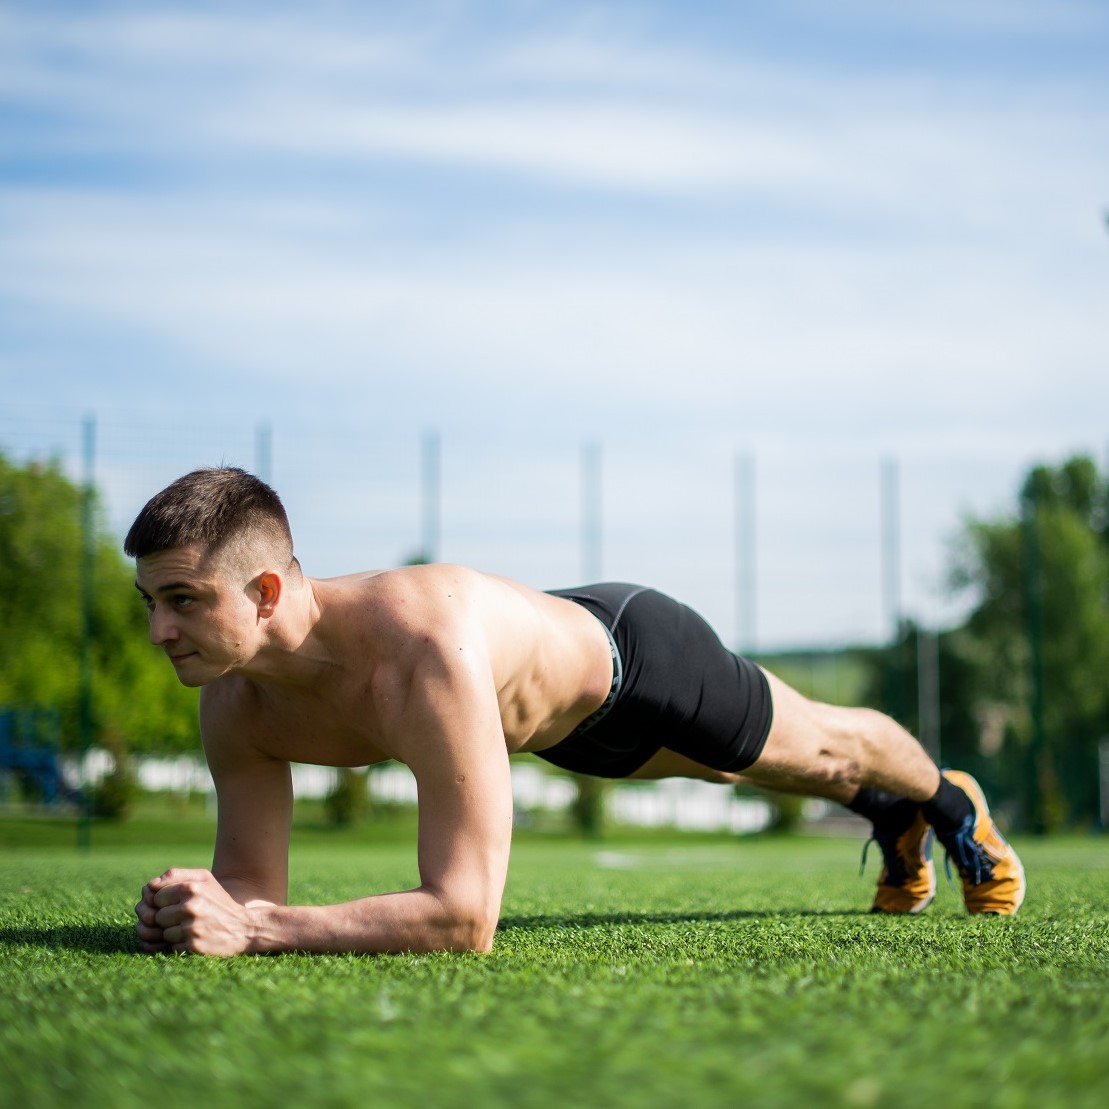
[2, 0, 1108, 650]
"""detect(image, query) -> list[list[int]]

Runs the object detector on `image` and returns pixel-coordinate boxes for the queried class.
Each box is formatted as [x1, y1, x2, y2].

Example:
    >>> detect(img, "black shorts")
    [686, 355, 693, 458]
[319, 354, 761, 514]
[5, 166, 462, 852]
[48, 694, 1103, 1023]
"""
[536, 584, 773, 779]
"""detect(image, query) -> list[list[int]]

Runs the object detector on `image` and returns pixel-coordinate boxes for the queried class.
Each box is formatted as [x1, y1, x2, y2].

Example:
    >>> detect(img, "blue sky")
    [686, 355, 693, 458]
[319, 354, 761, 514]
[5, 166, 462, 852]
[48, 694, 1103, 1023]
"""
[2, 0, 1108, 650]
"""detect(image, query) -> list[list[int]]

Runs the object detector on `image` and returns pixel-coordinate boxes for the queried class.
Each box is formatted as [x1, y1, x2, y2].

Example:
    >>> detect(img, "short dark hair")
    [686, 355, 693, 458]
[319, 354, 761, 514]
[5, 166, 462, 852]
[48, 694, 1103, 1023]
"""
[124, 467, 294, 564]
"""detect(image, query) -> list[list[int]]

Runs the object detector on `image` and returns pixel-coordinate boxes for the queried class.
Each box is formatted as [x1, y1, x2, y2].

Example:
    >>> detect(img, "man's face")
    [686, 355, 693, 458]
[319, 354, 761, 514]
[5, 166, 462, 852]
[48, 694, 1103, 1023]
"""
[135, 544, 260, 687]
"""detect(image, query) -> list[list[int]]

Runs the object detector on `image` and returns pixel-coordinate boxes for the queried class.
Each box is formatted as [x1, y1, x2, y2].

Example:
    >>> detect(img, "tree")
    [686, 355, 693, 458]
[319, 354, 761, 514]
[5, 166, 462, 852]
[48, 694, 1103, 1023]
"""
[0, 452, 199, 754]
[950, 455, 1109, 828]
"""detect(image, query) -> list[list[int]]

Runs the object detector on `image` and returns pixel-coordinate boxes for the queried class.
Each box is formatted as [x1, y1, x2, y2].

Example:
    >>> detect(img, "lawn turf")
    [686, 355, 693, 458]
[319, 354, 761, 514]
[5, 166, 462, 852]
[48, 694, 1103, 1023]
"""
[1, 822, 1107, 1108]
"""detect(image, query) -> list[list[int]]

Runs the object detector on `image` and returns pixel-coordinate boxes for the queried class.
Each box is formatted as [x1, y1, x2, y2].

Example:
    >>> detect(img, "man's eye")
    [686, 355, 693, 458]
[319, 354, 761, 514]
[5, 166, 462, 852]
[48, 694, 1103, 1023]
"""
[173, 595, 194, 609]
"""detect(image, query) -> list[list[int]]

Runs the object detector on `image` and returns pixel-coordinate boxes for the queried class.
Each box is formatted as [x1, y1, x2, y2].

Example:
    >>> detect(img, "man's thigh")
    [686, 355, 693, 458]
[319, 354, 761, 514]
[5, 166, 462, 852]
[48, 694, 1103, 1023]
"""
[625, 748, 742, 784]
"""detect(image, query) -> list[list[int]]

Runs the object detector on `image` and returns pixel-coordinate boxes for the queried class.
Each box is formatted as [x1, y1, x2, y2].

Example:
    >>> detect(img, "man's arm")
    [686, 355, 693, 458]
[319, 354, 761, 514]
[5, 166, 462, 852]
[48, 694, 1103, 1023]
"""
[140, 631, 514, 956]
[246, 639, 514, 954]
[206, 726, 294, 908]
[134, 693, 293, 953]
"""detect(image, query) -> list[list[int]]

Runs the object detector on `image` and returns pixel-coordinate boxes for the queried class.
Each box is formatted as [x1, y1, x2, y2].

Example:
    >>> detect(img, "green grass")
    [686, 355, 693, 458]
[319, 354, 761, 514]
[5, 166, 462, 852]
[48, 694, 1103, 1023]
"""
[1, 816, 1107, 1108]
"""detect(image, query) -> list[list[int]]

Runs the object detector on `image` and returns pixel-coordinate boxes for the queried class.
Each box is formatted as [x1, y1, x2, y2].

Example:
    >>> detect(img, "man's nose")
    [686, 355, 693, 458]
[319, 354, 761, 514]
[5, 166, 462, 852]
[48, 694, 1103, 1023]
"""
[148, 606, 178, 646]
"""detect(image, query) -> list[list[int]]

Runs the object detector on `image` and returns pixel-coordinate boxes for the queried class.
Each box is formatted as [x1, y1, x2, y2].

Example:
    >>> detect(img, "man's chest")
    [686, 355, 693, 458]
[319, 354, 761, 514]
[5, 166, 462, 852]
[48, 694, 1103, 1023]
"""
[247, 689, 396, 769]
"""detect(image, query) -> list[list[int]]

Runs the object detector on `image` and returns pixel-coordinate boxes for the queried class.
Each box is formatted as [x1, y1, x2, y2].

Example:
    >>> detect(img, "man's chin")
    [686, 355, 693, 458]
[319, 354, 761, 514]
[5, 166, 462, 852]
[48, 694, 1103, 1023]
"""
[175, 672, 211, 688]
[169, 653, 213, 687]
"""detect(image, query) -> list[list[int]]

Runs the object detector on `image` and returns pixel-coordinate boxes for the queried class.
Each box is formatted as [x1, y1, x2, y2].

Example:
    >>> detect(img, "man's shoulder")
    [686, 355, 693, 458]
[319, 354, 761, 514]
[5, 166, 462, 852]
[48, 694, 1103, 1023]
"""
[316, 565, 555, 683]
[199, 676, 266, 746]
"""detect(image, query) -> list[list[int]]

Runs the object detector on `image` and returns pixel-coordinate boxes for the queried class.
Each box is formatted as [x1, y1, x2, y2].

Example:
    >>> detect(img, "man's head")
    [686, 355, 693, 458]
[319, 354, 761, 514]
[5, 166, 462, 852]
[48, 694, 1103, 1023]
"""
[124, 466, 295, 570]
[127, 468, 302, 686]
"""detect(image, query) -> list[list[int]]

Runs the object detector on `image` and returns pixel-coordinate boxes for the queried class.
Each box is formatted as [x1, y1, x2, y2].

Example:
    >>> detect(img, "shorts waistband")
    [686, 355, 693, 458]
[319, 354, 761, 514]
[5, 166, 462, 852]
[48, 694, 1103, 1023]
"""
[563, 617, 623, 740]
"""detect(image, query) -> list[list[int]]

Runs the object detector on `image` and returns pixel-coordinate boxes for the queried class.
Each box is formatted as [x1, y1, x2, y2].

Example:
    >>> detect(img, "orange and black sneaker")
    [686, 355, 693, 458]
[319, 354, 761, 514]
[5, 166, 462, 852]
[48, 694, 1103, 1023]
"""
[937, 769, 1026, 916]
[865, 804, 936, 914]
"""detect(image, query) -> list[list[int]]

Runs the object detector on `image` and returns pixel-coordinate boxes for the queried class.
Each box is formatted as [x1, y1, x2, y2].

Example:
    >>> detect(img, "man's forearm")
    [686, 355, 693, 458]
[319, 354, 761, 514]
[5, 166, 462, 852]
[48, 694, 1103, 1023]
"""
[245, 888, 497, 955]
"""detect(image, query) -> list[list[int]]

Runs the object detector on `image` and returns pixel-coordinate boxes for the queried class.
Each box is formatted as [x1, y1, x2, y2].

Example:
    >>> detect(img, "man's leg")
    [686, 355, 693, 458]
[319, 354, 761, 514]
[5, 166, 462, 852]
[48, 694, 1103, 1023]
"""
[744, 670, 1025, 915]
[743, 670, 938, 800]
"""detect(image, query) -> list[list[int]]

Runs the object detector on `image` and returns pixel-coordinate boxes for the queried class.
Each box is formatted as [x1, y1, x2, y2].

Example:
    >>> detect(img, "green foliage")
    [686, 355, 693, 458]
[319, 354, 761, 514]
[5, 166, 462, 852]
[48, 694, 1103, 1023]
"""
[0, 452, 199, 754]
[949, 454, 1109, 828]
[89, 736, 138, 821]
[89, 765, 137, 820]
[572, 774, 607, 838]
[1, 832, 1107, 1107]
[762, 790, 805, 832]
[323, 768, 371, 827]
[855, 454, 1109, 829]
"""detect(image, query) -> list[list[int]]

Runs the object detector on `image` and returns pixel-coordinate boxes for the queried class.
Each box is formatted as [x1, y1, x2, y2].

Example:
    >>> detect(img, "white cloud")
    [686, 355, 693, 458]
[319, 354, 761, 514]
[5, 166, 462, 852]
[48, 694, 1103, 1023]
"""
[212, 98, 823, 195]
[2, 182, 1105, 461]
[3, 0, 1108, 644]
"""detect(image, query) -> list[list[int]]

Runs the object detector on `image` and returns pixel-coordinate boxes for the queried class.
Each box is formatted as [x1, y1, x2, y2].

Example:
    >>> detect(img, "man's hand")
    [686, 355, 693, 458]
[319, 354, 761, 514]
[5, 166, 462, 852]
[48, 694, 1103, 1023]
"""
[135, 868, 255, 956]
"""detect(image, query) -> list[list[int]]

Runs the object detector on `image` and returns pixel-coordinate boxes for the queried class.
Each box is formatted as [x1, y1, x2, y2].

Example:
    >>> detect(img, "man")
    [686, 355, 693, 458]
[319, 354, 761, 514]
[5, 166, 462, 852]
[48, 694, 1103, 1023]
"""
[131, 468, 1025, 956]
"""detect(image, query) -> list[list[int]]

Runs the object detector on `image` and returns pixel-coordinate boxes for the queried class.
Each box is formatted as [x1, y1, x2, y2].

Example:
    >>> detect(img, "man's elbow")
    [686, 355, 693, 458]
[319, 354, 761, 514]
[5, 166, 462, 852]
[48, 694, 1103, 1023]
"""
[470, 917, 497, 953]
[442, 910, 497, 953]
[427, 894, 498, 953]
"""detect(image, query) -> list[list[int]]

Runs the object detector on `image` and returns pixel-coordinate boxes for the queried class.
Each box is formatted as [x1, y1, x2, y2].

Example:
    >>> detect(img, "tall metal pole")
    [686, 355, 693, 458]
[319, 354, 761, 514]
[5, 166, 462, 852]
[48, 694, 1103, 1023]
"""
[916, 628, 941, 762]
[1021, 494, 1047, 832]
[421, 429, 441, 563]
[880, 456, 907, 723]
[880, 456, 901, 641]
[581, 440, 602, 581]
[734, 452, 756, 654]
[78, 415, 95, 850]
[576, 440, 605, 836]
[255, 422, 273, 484]
[1099, 738, 1109, 830]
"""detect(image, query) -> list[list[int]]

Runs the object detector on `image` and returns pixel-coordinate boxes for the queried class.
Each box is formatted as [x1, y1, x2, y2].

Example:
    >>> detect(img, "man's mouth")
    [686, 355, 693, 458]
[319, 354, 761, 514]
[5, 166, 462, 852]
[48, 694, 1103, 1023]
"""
[168, 651, 197, 664]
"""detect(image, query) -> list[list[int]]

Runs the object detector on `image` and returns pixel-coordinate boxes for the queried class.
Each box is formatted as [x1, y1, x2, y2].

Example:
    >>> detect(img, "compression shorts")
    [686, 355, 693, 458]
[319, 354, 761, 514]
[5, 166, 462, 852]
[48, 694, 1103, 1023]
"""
[537, 584, 773, 779]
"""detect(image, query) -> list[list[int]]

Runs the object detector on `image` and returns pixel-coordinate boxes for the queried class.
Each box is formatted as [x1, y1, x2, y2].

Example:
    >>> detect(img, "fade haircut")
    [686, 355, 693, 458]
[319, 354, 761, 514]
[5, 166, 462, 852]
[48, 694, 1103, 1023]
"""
[124, 467, 296, 572]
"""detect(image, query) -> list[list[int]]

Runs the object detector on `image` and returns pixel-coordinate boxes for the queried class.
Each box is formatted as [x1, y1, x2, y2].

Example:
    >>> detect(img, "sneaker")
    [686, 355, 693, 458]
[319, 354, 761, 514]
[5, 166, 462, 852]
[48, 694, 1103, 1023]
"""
[938, 769, 1026, 916]
[865, 804, 936, 914]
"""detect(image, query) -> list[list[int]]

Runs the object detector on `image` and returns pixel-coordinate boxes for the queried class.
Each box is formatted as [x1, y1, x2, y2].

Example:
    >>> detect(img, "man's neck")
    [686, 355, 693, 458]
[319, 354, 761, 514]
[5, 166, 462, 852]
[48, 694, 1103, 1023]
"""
[234, 576, 335, 690]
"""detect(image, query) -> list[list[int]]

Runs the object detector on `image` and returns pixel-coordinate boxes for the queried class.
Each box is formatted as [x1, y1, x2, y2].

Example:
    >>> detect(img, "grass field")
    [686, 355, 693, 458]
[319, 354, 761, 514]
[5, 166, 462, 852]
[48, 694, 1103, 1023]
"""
[1, 811, 1107, 1108]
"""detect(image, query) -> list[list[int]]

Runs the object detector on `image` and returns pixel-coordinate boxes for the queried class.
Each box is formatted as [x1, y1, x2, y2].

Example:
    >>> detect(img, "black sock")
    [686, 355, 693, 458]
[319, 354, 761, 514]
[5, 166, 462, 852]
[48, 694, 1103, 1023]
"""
[847, 788, 918, 835]
[920, 776, 974, 837]
[846, 787, 901, 822]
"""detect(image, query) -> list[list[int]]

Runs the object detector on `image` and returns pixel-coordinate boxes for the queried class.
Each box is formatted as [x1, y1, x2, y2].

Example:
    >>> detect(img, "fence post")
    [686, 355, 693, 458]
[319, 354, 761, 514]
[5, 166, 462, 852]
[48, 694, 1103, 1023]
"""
[1021, 494, 1048, 832]
[575, 440, 605, 837]
[78, 414, 95, 849]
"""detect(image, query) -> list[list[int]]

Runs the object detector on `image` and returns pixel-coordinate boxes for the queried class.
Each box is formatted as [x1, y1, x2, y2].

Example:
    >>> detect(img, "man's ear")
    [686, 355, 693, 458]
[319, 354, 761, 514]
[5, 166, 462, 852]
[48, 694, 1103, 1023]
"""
[255, 571, 282, 618]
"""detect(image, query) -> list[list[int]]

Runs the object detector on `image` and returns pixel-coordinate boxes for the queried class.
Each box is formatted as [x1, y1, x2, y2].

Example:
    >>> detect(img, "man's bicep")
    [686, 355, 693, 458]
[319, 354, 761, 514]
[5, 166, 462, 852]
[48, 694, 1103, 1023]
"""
[415, 748, 513, 888]
[210, 752, 293, 905]
[400, 659, 515, 936]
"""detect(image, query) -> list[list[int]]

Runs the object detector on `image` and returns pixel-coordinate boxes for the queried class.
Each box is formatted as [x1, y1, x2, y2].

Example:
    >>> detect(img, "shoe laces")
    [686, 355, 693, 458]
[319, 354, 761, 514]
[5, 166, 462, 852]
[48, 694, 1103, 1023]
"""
[942, 814, 995, 886]
[859, 825, 909, 885]
[859, 835, 876, 877]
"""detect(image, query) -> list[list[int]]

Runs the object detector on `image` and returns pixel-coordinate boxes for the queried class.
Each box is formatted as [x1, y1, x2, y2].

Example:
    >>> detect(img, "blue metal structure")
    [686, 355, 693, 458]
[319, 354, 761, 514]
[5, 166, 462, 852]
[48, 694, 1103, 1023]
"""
[0, 707, 82, 805]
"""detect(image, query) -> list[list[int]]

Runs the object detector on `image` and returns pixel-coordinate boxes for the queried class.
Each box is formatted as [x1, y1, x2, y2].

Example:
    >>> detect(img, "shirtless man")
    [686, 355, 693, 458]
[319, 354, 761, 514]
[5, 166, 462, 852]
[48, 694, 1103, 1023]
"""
[130, 468, 1025, 956]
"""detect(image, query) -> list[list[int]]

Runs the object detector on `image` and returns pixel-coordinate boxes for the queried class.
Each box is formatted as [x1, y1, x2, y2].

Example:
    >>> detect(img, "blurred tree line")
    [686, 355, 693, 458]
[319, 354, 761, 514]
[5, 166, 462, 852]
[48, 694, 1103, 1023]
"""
[865, 455, 1109, 830]
[0, 452, 198, 757]
[3, 449, 1107, 831]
